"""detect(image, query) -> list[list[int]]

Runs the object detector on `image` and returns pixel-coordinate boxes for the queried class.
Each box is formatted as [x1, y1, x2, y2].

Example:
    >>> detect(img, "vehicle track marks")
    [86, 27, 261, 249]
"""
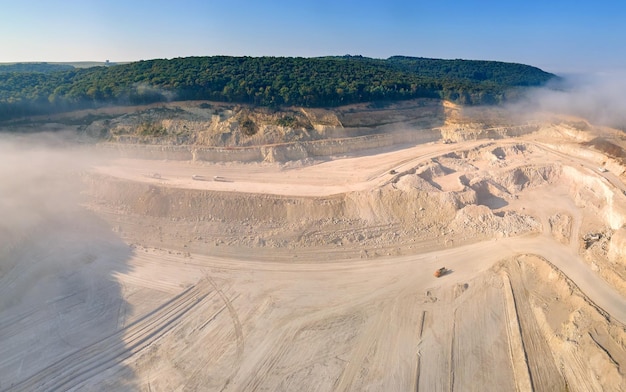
[335, 306, 387, 392]
[413, 310, 426, 392]
[506, 262, 566, 392]
[501, 272, 533, 392]
[208, 275, 244, 359]
[449, 309, 457, 392]
[236, 325, 299, 392]
[7, 280, 213, 391]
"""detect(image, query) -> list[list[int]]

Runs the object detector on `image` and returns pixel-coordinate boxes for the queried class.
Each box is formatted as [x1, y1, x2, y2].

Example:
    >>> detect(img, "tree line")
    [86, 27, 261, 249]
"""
[0, 56, 556, 121]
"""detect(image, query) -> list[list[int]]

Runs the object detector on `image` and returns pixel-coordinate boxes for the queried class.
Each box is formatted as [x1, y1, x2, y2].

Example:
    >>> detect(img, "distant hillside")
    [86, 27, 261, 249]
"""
[385, 56, 552, 86]
[0, 55, 556, 121]
[0, 62, 75, 74]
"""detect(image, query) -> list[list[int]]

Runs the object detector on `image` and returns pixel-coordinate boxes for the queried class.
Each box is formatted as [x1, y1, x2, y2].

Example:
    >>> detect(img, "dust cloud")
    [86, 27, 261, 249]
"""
[0, 132, 98, 258]
[0, 133, 135, 390]
[512, 71, 626, 129]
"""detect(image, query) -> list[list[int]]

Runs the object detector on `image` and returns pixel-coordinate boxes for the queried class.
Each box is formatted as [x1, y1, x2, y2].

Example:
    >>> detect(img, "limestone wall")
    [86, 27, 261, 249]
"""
[562, 166, 626, 230]
[98, 128, 442, 163]
[98, 143, 193, 160]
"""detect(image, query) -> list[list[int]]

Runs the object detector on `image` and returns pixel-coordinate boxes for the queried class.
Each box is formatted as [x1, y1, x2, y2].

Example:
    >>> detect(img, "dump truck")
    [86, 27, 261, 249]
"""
[434, 267, 447, 278]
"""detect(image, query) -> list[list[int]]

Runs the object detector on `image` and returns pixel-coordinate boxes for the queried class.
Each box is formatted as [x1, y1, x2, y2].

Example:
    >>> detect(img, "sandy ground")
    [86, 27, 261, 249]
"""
[1, 129, 626, 391]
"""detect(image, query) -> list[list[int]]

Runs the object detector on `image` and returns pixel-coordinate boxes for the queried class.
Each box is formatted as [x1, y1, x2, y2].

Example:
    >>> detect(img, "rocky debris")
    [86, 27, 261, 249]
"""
[496, 165, 561, 193]
[583, 232, 604, 249]
[447, 205, 540, 239]
[549, 213, 573, 244]
[608, 228, 626, 263]
[578, 226, 626, 297]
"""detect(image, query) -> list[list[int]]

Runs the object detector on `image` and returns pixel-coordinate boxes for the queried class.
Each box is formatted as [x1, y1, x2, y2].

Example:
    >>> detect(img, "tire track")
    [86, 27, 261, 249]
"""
[116, 280, 128, 329]
[113, 270, 182, 294]
[335, 307, 387, 392]
[7, 280, 214, 392]
[208, 276, 244, 359]
[505, 261, 566, 392]
[55, 279, 121, 349]
[501, 272, 533, 392]
[179, 289, 242, 392]
[449, 309, 457, 392]
[203, 275, 245, 392]
[236, 325, 300, 392]
[234, 306, 364, 392]
[413, 310, 426, 392]
[0, 284, 111, 362]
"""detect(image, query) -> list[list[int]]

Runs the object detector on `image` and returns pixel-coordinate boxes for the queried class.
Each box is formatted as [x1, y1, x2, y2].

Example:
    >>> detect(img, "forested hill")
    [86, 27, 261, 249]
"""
[0, 56, 556, 121]
[0, 62, 74, 74]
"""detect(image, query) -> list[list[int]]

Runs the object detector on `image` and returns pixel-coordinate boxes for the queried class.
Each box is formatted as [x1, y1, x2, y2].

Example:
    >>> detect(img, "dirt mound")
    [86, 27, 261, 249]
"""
[416, 161, 449, 183]
[346, 185, 460, 227]
[455, 163, 562, 208]
[495, 164, 561, 193]
[394, 173, 440, 192]
[486, 143, 531, 162]
[448, 205, 540, 238]
[549, 213, 573, 244]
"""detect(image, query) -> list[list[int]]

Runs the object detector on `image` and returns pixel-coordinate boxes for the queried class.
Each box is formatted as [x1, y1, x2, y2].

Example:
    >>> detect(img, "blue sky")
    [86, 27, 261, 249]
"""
[2, 0, 626, 73]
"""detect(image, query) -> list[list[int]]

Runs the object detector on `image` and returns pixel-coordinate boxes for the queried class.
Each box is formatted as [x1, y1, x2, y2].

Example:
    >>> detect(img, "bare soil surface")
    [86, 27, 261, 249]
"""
[1, 103, 626, 391]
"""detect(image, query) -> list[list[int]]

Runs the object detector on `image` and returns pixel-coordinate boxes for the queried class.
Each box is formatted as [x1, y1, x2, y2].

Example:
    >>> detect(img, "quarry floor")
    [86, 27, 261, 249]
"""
[1, 131, 626, 391]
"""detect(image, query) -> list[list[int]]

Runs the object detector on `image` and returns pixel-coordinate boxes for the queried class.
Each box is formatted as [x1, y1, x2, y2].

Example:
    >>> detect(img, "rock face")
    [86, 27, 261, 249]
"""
[44, 98, 540, 148]
[59, 98, 559, 164]
[608, 228, 626, 263]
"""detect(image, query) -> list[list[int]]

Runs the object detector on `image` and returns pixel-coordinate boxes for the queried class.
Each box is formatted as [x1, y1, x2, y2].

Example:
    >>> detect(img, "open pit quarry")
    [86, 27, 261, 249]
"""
[1, 99, 626, 391]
